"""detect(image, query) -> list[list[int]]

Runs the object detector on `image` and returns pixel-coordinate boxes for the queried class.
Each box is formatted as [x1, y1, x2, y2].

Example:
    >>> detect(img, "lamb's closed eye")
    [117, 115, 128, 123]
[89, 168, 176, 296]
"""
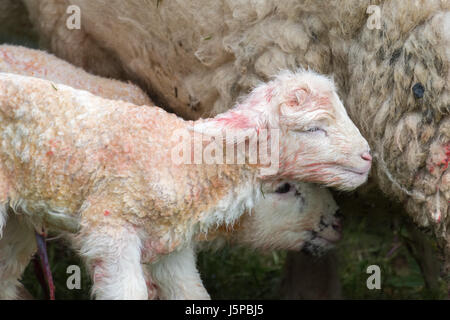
[305, 127, 325, 133]
[292, 126, 327, 135]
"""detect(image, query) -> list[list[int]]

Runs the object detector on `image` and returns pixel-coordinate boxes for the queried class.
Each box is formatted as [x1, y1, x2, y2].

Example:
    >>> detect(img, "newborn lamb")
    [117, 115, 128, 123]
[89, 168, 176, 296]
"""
[0, 66, 369, 299]
[0, 47, 344, 299]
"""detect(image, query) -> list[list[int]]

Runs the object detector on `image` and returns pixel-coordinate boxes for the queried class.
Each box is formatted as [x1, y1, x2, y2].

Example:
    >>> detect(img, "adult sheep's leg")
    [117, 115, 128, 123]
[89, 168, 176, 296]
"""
[280, 251, 342, 299]
[76, 224, 148, 300]
[0, 209, 36, 300]
[149, 245, 210, 300]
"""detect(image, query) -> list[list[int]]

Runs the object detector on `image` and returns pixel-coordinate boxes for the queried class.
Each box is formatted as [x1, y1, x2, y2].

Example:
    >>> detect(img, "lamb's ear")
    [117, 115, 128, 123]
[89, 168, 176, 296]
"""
[285, 87, 311, 110]
[191, 109, 264, 143]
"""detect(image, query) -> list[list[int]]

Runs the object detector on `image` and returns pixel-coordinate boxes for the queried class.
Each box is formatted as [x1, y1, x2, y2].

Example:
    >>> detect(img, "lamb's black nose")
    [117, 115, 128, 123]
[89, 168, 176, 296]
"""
[334, 209, 343, 219]
[332, 219, 342, 233]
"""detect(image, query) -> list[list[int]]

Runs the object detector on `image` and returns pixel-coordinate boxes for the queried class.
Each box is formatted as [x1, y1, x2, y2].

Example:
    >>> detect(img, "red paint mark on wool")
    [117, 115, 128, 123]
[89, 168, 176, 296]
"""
[216, 112, 251, 129]
[441, 143, 450, 171]
[0, 49, 14, 64]
[427, 143, 450, 174]
[46, 151, 54, 157]
[104, 210, 111, 216]
[304, 162, 323, 167]
[315, 95, 331, 107]
[265, 87, 274, 102]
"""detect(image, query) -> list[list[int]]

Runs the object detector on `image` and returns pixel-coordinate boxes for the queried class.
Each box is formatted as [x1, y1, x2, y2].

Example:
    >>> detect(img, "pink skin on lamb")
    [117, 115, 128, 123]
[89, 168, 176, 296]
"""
[0, 51, 369, 299]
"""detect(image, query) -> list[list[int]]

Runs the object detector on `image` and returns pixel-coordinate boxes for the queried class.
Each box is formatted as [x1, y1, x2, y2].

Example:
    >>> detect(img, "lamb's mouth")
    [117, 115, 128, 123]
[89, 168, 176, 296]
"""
[312, 230, 342, 245]
[301, 230, 340, 255]
[342, 167, 370, 176]
[301, 239, 333, 256]
[317, 233, 341, 244]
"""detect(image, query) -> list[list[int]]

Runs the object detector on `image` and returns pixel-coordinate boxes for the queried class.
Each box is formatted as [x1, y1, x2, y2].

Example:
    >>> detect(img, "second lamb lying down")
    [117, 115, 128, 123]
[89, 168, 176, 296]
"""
[0, 68, 369, 299]
[152, 181, 341, 299]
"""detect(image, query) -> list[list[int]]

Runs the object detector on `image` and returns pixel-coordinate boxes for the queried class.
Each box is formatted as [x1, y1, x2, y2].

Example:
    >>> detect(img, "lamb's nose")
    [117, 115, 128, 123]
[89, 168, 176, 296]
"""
[361, 151, 372, 162]
[332, 219, 342, 233]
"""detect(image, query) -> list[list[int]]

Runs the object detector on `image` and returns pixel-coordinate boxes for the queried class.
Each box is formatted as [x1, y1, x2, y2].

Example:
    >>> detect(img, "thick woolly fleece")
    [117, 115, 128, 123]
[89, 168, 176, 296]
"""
[18, 0, 447, 249]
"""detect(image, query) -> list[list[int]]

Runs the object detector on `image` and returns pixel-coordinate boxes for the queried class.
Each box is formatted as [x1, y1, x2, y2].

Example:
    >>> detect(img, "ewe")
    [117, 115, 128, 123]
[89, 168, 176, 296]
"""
[0, 61, 368, 299]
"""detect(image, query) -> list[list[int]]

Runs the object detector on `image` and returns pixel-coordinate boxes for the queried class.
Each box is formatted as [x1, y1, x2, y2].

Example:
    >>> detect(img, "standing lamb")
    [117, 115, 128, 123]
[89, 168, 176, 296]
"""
[0, 46, 341, 299]
[0, 69, 369, 299]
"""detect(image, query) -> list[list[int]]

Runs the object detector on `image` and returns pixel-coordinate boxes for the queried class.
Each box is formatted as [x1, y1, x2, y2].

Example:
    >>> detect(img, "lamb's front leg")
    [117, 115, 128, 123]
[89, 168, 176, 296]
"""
[149, 245, 210, 300]
[77, 225, 148, 300]
[0, 210, 36, 300]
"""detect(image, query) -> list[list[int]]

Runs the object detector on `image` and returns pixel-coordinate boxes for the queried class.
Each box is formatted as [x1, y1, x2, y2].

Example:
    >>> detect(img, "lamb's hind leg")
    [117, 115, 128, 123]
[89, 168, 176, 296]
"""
[76, 224, 148, 300]
[149, 245, 210, 300]
[0, 208, 36, 299]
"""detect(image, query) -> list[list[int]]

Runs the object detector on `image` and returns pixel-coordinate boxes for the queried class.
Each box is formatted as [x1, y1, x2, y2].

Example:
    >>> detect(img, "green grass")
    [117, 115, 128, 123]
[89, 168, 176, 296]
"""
[333, 192, 446, 300]
[336, 224, 445, 299]
[21, 238, 92, 300]
[198, 248, 286, 300]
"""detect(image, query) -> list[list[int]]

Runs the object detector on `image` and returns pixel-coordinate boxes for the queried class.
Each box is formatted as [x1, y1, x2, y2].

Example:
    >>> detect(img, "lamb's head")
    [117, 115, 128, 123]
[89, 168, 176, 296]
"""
[194, 70, 371, 191]
[199, 181, 342, 255]
[232, 181, 342, 255]
[269, 70, 372, 190]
